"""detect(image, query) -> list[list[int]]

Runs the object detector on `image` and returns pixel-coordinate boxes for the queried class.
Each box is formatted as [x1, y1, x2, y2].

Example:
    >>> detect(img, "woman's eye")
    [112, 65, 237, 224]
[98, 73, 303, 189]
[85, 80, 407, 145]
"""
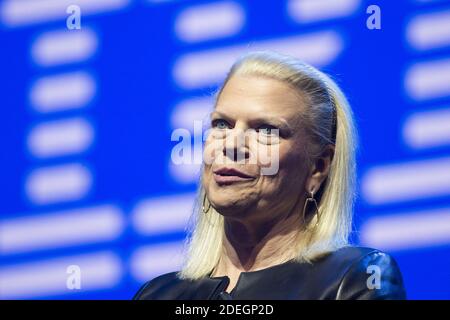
[212, 119, 230, 130]
[257, 125, 278, 135]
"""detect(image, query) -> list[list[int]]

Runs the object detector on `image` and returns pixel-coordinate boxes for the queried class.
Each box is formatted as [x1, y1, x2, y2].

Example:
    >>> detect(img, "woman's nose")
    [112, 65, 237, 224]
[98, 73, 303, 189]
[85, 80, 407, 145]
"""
[223, 128, 250, 162]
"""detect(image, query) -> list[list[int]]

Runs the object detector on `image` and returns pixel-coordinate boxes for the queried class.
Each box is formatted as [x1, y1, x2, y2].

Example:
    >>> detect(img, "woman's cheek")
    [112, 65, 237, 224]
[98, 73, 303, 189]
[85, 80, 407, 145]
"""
[256, 142, 281, 176]
[203, 135, 223, 166]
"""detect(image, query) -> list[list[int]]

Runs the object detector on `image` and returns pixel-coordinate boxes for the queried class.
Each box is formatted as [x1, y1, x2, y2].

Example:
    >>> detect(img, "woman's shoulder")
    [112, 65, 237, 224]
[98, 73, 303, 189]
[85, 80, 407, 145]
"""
[132, 246, 407, 300]
[323, 246, 402, 272]
[132, 271, 182, 300]
[325, 245, 382, 258]
[317, 245, 407, 299]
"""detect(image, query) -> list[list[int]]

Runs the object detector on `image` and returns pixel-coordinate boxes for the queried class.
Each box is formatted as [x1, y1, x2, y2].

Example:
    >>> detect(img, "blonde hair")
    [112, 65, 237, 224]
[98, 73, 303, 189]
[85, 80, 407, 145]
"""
[178, 51, 359, 280]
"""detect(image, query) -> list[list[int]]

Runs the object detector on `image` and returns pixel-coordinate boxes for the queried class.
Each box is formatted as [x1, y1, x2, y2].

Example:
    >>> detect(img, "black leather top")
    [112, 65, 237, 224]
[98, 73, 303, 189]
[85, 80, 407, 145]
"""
[133, 246, 406, 300]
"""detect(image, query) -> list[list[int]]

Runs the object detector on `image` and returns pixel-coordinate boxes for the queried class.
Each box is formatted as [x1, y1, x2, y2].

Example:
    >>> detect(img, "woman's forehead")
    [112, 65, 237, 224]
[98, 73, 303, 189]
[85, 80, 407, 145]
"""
[215, 75, 305, 120]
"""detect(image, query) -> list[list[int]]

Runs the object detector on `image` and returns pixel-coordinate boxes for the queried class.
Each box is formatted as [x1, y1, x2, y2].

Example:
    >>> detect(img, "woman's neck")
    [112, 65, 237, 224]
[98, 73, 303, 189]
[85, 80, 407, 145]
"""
[212, 208, 301, 276]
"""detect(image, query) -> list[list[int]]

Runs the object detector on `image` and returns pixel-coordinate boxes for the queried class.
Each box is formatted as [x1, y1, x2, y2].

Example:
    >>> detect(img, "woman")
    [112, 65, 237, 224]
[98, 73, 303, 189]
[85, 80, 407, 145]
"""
[133, 51, 406, 300]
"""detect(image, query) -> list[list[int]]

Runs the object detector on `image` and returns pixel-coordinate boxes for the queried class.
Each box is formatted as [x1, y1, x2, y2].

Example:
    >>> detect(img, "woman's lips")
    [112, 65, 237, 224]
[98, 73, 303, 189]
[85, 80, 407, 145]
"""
[213, 167, 255, 185]
[213, 173, 255, 184]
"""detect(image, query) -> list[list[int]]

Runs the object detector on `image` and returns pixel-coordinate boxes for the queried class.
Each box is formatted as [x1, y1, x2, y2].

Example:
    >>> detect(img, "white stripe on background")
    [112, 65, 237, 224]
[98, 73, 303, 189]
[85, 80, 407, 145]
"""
[403, 108, 450, 149]
[404, 58, 450, 101]
[1, 0, 130, 27]
[31, 28, 98, 67]
[361, 208, 450, 251]
[0, 251, 123, 299]
[169, 162, 202, 184]
[0, 205, 124, 255]
[173, 30, 343, 89]
[27, 118, 94, 158]
[132, 193, 196, 235]
[171, 97, 213, 130]
[361, 157, 450, 204]
[129, 241, 185, 282]
[406, 10, 450, 51]
[175, 1, 245, 43]
[30, 71, 96, 113]
[287, 0, 360, 23]
[25, 163, 92, 205]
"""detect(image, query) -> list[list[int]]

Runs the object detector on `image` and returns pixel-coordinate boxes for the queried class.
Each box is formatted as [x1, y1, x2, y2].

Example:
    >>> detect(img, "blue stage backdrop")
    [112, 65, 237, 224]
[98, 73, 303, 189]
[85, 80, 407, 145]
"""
[1, 0, 450, 299]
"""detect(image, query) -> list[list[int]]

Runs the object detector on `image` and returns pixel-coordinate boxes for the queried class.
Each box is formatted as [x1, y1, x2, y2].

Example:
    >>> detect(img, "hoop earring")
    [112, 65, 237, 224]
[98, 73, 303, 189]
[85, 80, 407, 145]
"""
[302, 190, 320, 230]
[202, 193, 211, 214]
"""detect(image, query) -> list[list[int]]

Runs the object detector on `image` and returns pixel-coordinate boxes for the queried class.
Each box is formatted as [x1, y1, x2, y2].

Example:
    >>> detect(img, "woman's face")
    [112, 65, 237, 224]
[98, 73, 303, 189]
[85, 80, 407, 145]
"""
[203, 75, 313, 223]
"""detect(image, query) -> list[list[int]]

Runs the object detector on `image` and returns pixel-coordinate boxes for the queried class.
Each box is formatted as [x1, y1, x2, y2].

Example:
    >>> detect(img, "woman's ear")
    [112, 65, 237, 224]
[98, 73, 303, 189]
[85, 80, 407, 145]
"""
[306, 144, 335, 192]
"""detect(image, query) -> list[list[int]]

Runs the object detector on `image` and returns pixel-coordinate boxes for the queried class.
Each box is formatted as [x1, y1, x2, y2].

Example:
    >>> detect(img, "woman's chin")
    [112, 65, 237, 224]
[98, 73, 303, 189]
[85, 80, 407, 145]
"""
[207, 182, 258, 212]
[209, 198, 250, 216]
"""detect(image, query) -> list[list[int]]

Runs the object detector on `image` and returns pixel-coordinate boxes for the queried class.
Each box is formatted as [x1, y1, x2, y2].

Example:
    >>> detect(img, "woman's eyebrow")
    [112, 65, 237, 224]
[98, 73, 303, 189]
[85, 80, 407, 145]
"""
[210, 111, 229, 119]
[210, 111, 293, 130]
[249, 116, 292, 129]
